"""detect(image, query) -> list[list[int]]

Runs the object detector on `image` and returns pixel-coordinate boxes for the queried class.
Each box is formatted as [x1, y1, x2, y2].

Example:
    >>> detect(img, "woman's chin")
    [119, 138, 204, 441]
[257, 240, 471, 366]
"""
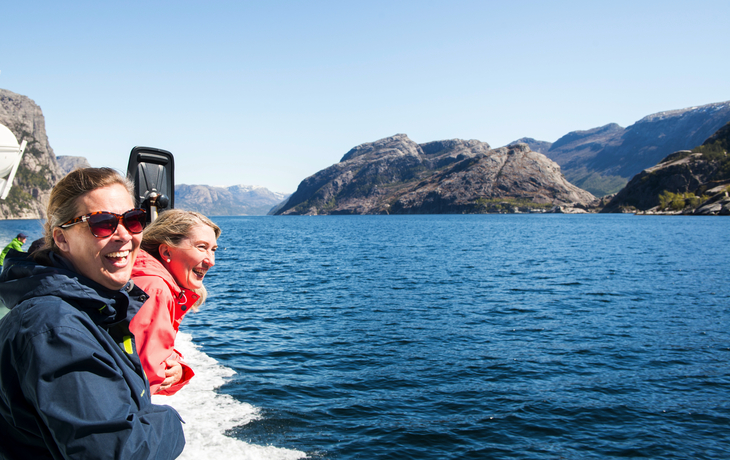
[183, 278, 203, 291]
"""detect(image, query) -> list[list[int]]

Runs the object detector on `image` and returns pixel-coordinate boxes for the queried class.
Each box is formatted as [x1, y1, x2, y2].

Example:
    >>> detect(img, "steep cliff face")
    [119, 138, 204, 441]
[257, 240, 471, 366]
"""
[0, 89, 65, 219]
[275, 134, 595, 215]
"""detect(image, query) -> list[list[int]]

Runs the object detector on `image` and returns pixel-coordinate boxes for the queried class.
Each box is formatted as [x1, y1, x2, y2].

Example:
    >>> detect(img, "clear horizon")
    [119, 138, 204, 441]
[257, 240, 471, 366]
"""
[2, 1, 729, 193]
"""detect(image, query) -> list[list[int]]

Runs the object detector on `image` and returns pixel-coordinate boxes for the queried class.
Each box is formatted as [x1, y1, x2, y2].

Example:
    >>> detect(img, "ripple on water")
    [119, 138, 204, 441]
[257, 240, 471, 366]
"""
[179, 215, 730, 459]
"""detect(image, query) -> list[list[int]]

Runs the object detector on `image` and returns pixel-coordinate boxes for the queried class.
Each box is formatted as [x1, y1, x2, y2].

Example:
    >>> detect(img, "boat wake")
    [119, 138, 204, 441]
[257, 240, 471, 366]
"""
[152, 332, 306, 460]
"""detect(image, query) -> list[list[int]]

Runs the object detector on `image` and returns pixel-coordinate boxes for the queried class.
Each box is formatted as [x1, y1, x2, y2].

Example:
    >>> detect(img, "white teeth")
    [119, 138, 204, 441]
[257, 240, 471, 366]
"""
[106, 250, 130, 258]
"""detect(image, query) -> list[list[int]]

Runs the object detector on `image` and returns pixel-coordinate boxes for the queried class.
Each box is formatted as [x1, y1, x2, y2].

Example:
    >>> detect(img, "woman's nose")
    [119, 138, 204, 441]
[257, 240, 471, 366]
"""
[112, 219, 133, 241]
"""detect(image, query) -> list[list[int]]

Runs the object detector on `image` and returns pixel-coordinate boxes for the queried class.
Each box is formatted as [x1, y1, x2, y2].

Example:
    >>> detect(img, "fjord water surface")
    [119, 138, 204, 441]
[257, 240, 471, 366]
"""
[5, 215, 725, 459]
[174, 214, 728, 459]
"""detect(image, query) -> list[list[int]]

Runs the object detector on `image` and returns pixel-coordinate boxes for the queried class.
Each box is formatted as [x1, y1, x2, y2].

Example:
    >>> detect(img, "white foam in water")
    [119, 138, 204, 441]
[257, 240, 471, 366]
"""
[152, 332, 306, 460]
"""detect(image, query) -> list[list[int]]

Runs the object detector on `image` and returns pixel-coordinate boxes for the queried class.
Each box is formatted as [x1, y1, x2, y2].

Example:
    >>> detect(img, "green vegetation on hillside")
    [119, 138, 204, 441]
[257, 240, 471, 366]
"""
[657, 191, 709, 211]
[568, 170, 627, 197]
[691, 144, 730, 182]
[16, 165, 53, 190]
[660, 151, 693, 164]
[322, 197, 337, 212]
[19, 133, 45, 159]
[3, 186, 33, 214]
[692, 121, 730, 181]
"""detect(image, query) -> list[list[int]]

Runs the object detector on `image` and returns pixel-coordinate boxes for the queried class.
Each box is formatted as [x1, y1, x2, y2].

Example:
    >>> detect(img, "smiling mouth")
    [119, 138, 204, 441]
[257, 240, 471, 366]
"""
[106, 250, 131, 262]
[192, 268, 207, 278]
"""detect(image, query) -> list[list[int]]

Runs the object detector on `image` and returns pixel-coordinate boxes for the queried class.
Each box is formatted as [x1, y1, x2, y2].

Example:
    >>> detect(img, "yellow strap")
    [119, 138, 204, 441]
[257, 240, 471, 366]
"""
[123, 336, 133, 355]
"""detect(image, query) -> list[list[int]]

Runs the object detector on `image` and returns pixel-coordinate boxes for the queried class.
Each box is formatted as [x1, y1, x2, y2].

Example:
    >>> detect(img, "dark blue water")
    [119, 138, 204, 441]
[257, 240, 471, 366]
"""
[186, 214, 730, 459]
[6, 215, 726, 459]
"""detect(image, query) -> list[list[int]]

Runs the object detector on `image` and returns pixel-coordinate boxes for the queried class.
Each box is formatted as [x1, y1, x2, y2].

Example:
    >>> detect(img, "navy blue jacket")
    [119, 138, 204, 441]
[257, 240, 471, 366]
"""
[0, 251, 185, 459]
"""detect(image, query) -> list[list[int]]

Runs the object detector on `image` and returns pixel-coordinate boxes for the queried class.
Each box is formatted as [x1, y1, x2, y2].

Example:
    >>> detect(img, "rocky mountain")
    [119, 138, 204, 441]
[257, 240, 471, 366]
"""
[601, 122, 730, 215]
[274, 134, 595, 215]
[3, 86, 726, 219]
[509, 137, 552, 155]
[56, 155, 92, 175]
[0, 89, 66, 219]
[0, 89, 290, 219]
[509, 101, 730, 197]
[175, 184, 289, 216]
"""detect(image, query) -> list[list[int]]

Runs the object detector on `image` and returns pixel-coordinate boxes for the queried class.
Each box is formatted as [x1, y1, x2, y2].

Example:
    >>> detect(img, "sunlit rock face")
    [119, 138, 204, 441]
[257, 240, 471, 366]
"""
[0, 88, 65, 219]
[276, 134, 595, 215]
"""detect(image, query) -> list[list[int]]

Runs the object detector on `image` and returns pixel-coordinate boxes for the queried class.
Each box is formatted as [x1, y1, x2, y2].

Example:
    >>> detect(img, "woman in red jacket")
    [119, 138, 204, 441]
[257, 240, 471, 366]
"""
[130, 209, 221, 395]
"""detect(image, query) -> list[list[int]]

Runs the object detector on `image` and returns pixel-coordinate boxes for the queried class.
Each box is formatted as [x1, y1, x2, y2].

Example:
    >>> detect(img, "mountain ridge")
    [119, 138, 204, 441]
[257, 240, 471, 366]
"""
[275, 134, 595, 215]
[509, 101, 730, 196]
[175, 183, 289, 216]
[2, 86, 728, 218]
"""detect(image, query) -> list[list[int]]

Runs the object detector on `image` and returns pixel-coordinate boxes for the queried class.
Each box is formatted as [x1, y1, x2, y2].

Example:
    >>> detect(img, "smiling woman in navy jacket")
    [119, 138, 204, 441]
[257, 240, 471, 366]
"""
[0, 168, 185, 460]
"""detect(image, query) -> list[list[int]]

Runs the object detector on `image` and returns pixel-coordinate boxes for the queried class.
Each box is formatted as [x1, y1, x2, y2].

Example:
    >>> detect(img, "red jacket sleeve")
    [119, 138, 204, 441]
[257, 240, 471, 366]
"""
[154, 349, 195, 396]
[129, 276, 194, 395]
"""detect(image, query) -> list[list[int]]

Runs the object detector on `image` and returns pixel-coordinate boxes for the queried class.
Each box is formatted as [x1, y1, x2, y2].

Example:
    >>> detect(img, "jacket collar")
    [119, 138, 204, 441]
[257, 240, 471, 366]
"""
[0, 251, 137, 327]
[132, 250, 200, 308]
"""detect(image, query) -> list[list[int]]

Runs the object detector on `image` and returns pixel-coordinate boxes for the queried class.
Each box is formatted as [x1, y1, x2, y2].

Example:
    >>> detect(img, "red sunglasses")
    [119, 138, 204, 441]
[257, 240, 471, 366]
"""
[60, 209, 147, 238]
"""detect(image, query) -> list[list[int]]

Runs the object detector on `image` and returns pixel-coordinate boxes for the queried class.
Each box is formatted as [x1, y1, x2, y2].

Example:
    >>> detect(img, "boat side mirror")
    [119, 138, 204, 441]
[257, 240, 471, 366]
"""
[126, 147, 175, 222]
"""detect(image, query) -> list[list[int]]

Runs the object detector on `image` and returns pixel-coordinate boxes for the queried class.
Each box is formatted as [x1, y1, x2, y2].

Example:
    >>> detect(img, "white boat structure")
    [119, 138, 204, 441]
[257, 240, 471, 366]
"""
[0, 123, 27, 200]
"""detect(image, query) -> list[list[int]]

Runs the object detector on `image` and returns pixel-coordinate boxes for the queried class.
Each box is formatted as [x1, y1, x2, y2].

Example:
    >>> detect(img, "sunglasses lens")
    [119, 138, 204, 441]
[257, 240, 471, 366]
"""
[87, 213, 118, 238]
[123, 210, 147, 234]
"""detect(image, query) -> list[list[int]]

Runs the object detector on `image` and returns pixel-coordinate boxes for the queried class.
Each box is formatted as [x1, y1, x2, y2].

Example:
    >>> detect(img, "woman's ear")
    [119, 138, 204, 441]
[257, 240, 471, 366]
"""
[159, 244, 172, 262]
[53, 228, 70, 253]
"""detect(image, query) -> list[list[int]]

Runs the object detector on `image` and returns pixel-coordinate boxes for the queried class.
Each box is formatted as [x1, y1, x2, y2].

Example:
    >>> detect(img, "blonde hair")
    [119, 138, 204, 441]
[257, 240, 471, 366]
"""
[44, 167, 134, 253]
[141, 209, 221, 308]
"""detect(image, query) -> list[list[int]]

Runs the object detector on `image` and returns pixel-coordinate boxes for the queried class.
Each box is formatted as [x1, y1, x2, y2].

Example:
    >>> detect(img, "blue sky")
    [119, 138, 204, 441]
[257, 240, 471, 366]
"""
[2, 1, 728, 193]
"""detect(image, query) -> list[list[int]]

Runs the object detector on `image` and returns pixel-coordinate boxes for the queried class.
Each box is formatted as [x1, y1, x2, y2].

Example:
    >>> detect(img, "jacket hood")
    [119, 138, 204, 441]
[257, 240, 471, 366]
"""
[0, 251, 136, 326]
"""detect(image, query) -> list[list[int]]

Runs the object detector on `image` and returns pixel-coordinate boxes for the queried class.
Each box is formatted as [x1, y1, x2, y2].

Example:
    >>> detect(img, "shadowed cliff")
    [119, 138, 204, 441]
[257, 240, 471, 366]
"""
[602, 122, 730, 215]
[510, 101, 730, 197]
